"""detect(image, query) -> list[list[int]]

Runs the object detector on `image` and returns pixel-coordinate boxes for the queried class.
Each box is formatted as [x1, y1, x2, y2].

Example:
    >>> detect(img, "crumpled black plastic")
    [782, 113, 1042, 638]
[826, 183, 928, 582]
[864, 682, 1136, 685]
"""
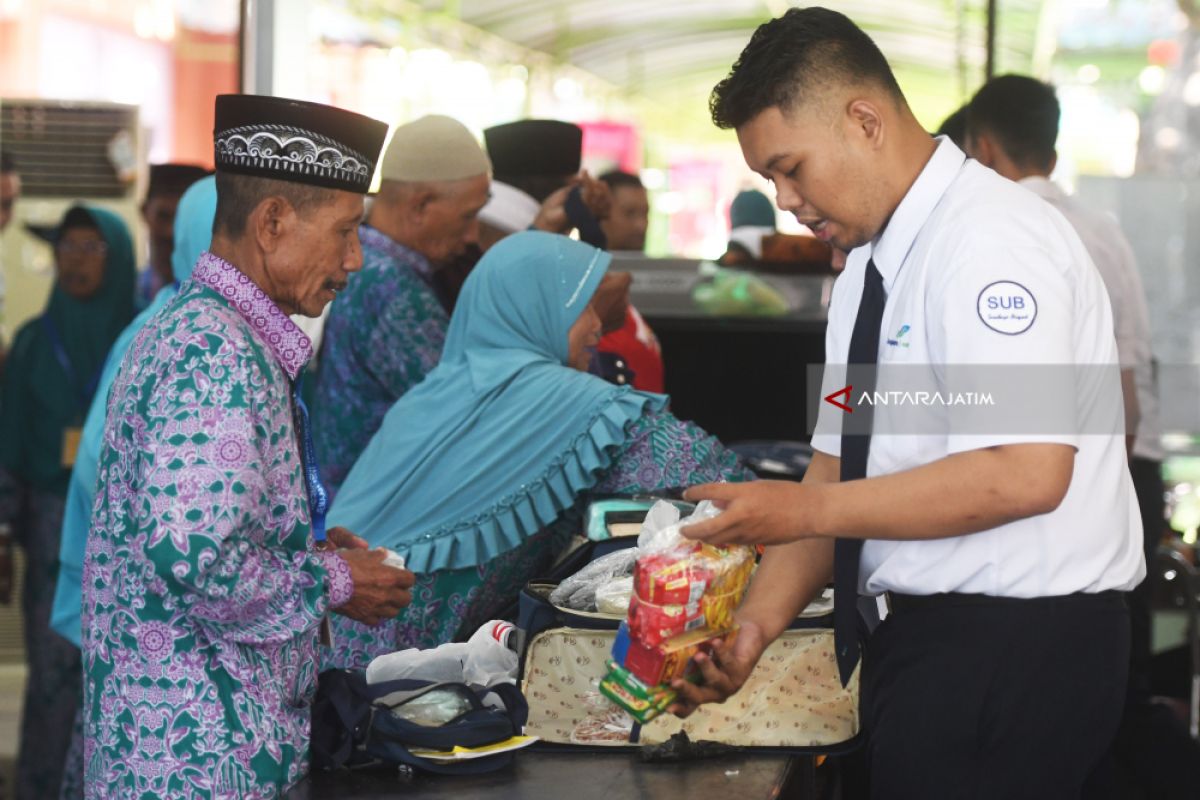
[638, 731, 742, 763]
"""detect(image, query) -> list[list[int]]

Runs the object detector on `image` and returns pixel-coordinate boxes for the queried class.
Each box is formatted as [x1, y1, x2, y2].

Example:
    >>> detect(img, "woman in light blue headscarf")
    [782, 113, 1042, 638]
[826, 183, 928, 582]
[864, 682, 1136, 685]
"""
[50, 176, 216, 800]
[325, 230, 753, 667]
[0, 203, 136, 800]
[51, 175, 217, 648]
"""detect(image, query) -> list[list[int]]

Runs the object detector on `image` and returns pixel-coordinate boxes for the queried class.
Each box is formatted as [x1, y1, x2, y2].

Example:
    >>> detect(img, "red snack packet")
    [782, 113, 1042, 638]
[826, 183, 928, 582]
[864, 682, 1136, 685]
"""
[627, 593, 706, 648]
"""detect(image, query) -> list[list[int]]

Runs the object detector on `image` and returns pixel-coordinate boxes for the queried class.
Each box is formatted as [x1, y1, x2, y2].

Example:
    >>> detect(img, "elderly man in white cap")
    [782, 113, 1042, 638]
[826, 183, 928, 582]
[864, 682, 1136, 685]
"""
[311, 115, 491, 504]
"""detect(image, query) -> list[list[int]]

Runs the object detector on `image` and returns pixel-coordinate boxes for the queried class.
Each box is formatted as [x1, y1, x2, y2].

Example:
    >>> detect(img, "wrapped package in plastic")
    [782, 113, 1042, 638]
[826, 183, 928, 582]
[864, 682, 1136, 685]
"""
[600, 500, 756, 723]
[549, 547, 638, 611]
[594, 575, 635, 616]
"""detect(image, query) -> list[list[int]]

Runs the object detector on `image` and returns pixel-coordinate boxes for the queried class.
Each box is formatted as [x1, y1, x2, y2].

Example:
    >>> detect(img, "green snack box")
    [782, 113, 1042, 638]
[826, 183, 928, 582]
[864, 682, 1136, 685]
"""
[599, 659, 678, 724]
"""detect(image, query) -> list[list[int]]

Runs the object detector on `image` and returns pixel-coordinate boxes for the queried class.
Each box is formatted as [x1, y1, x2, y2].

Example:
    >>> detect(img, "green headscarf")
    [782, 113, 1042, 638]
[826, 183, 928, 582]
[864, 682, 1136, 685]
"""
[0, 205, 135, 494]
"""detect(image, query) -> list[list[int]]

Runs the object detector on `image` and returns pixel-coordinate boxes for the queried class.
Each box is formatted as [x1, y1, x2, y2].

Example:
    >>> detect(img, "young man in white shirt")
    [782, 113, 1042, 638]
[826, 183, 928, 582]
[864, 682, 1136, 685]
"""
[968, 73, 1196, 800]
[671, 9, 1144, 798]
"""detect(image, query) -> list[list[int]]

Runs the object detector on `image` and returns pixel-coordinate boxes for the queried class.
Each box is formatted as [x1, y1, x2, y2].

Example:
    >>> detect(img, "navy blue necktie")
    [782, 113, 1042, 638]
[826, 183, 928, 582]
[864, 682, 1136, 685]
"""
[833, 258, 886, 687]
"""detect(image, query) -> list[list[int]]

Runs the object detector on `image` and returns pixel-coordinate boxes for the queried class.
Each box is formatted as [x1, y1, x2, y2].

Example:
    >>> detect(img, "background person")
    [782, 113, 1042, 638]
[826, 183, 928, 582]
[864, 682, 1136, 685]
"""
[0, 204, 135, 800]
[50, 176, 218, 799]
[134, 163, 210, 309]
[598, 170, 649, 252]
[325, 231, 753, 665]
[311, 114, 491, 496]
[967, 72, 1193, 800]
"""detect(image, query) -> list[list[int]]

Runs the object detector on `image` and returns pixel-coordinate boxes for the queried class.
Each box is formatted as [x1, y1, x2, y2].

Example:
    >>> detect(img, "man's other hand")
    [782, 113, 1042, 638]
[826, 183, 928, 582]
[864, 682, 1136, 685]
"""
[682, 481, 814, 547]
[335, 548, 415, 626]
[667, 619, 768, 717]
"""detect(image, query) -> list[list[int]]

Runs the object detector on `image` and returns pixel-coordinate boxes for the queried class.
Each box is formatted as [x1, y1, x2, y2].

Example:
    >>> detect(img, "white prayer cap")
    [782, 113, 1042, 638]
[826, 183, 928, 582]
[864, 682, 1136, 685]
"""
[477, 181, 540, 235]
[380, 115, 491, 183]
[728, 225, 775, 260]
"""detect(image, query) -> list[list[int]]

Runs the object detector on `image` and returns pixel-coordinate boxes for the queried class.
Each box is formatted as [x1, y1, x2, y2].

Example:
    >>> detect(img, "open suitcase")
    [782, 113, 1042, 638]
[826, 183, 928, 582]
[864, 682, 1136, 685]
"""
[514, 497, 865, 757]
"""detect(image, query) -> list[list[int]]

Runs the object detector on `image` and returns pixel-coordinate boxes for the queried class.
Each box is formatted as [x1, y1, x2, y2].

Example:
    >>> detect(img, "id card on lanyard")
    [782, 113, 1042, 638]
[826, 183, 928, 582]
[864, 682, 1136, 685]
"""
[291, 374, 335, 645]
[291, 375, 328, 545]
[40, 315, 102, 467]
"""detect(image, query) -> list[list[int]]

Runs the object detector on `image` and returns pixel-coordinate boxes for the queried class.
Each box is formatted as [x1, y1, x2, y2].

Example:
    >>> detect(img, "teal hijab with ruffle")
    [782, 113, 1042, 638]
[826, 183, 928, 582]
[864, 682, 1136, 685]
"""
[51, 176, 216, 646]
[329, 230, 667, 573]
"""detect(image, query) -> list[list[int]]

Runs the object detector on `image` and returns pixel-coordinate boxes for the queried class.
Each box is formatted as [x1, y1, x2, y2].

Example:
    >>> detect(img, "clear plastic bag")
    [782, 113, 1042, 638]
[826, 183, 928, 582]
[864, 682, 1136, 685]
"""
[548, 547, 638, 611]
[549, 502, 727, 612]
[637, 499, 723, 553]
[380, 685, 477, 726]
[594, 575, 634, 616]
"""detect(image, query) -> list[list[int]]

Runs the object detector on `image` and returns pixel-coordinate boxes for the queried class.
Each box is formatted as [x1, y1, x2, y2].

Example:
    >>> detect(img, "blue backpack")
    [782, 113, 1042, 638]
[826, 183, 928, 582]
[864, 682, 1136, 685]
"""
[311, 669, 529, 775]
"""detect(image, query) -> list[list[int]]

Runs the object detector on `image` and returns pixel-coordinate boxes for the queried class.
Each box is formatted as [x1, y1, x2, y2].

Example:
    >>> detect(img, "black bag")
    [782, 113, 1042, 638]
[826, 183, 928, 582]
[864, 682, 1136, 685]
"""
[311, 669, 529, 775]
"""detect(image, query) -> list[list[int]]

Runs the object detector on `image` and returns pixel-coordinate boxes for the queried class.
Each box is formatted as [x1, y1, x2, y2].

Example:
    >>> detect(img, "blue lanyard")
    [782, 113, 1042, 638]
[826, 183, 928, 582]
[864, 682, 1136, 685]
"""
[291, 375, 329, 543]
[40, 314, 103, 413]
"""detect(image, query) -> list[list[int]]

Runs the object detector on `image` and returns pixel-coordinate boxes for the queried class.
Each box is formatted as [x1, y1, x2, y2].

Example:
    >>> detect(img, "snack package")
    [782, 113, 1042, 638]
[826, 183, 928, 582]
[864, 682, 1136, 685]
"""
[627, 594, 705, 648]
[600, 500, 755, 723]
[613, 622, 738, 688]
[598, 659, 679, 725]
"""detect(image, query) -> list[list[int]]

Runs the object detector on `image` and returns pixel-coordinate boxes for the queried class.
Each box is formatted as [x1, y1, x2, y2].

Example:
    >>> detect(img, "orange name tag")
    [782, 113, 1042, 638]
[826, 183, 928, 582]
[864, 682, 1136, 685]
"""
[62, 427, 82, 467]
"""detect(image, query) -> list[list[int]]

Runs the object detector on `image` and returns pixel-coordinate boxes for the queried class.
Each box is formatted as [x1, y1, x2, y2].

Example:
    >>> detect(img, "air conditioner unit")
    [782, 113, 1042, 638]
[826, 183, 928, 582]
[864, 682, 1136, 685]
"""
[0, 98, 141, 345]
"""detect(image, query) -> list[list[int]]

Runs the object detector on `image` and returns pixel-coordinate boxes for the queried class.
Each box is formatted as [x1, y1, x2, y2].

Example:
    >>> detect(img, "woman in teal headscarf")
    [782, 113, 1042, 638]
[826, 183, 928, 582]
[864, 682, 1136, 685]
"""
[325, 231, 753, 667]
[52, 176, 216, 649]
[50, 177, 216, 800]
[0, 204, 134, 800]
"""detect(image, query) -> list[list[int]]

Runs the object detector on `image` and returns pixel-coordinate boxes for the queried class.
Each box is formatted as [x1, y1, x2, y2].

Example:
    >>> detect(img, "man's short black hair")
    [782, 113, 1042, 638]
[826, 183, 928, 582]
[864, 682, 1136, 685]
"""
[213, 172, 334, 238]
[710, 6, 904, 130]
[0, 150, 16, 174]
[599, 170, 644, 191]
[967, 74, 1059, 172]
[936, 105, 969, 149]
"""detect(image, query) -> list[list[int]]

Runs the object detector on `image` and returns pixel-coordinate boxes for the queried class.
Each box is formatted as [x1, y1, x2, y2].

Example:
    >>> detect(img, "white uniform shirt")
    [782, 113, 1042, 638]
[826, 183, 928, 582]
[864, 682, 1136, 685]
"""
[1018, 176, 1163, 462]
[811, 138, 1145, 597]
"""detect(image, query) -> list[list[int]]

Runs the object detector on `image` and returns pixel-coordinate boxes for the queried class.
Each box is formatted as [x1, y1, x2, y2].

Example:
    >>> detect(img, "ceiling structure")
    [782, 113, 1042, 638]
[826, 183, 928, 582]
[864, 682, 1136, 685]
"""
[412, 0, 1048, 131]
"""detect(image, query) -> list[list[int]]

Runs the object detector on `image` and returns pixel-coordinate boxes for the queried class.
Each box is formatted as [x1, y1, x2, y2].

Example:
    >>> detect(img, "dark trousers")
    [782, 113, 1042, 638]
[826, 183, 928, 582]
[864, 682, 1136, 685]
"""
[1088, 457, 1200, 800]
[1127, 456, 1163, 698]
[861, 592, 1129, 800]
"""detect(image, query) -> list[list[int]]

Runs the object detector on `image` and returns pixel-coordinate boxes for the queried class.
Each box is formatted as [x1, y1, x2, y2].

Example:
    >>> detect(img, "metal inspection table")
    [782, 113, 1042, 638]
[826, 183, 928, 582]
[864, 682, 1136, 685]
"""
[288, 750, 818, 799]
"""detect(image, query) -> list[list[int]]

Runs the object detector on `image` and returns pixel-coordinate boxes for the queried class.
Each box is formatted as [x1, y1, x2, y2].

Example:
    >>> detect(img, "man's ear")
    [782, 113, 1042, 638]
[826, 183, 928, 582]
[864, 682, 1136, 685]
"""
[413, 186, 437, 217]
[253, 195, 293, 254]
[846, 98, 885, 150]
[969, 132, 995, 167]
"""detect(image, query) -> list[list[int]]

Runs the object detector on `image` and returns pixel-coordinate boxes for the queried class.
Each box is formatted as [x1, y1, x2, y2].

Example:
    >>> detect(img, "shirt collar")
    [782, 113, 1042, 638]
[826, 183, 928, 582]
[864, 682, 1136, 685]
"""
[870, 136, 966, 290]
[1017, 175, 1065, 203]
[192, 251, 313, 380]
[358, 224, 436, 285]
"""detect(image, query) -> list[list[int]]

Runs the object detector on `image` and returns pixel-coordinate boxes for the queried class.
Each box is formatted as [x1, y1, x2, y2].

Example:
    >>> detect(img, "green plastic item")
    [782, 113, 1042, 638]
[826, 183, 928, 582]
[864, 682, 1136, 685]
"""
[691, 267, 789, 317]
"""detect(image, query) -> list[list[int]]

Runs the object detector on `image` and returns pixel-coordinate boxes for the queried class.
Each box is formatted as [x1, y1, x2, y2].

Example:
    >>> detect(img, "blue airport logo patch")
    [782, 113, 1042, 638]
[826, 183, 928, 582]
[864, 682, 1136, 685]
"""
[976, 280, 1037, 335]
[885, 324, 911, 348]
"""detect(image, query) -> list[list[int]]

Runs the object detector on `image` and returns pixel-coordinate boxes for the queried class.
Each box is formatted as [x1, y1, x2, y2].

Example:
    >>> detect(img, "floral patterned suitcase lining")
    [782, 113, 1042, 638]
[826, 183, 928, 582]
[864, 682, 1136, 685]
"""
[521, 627, 860, 747]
